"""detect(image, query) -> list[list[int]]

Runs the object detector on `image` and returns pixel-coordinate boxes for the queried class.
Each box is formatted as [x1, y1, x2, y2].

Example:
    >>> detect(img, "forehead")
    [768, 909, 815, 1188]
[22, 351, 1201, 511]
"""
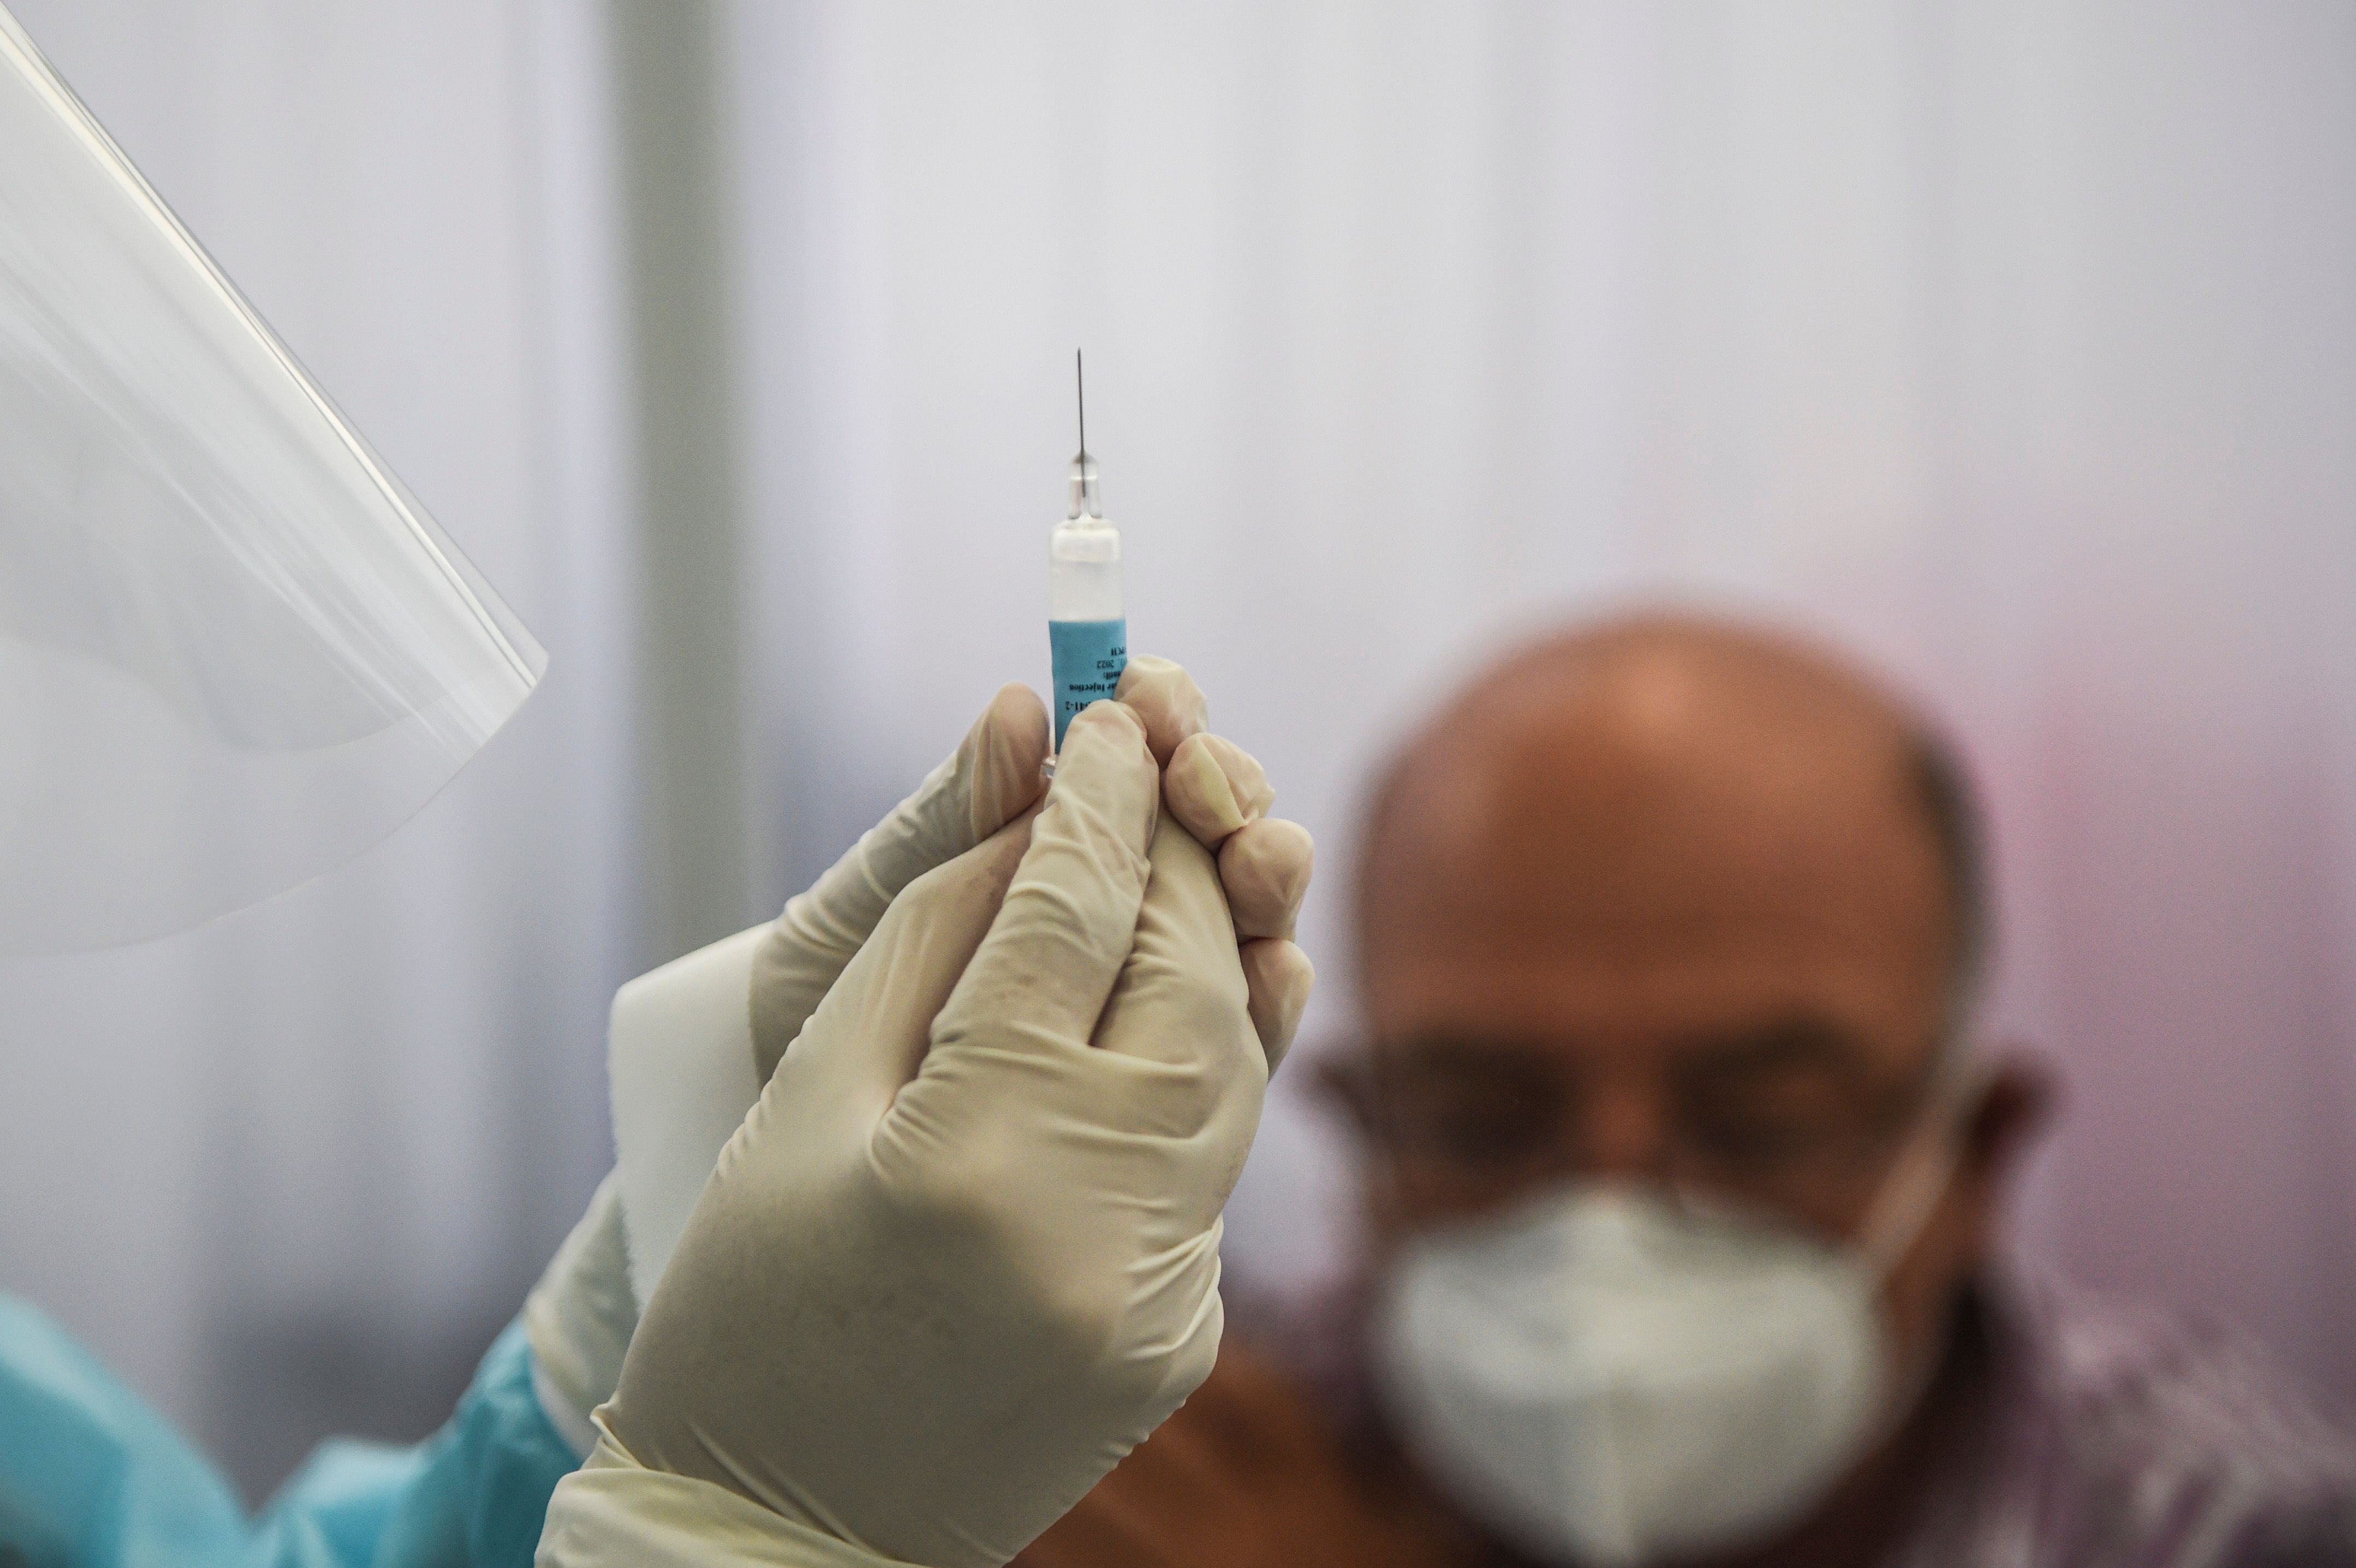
[1358, 646, 1952, 1075]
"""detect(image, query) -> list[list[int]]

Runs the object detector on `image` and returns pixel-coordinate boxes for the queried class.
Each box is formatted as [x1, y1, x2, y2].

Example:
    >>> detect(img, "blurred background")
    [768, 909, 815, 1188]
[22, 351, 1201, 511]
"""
[1, 0, 2350, 1499]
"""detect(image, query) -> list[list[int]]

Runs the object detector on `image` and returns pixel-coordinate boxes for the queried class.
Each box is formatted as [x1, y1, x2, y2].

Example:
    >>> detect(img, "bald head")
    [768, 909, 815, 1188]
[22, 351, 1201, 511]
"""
[1361, 615, 1979, 1021]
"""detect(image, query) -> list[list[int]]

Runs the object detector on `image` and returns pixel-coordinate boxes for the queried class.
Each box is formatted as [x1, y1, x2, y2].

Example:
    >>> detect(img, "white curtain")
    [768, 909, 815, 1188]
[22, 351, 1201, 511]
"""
[728, 1, 2356, 1414]
[0, 0, 640, 1495]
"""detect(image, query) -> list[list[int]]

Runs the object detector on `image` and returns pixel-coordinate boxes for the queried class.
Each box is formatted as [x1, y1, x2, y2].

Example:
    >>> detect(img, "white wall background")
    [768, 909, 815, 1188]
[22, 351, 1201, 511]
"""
[0, 0, 2349, 1501]
[732, 0, 2356, 1415]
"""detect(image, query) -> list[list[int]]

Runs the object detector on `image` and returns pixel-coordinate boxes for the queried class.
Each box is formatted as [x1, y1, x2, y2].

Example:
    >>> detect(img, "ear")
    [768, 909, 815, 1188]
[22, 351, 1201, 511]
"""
[1899, 1048, 2059, 1318]
[1309, 1049, 1382, 1142]
[1308, 1050, 1424, 1250]
[1957, 1046, 2059, 1195]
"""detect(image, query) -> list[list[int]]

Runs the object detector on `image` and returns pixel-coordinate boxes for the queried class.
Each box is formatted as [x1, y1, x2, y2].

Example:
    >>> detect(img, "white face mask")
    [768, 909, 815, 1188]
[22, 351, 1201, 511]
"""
[1372, 1083, 1967, 1567]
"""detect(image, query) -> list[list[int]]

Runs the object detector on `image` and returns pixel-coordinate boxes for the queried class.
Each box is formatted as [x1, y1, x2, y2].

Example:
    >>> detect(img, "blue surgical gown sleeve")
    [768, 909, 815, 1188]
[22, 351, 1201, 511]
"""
[331, 1320, 580, 1568]
[0, 1295, 580, 1568]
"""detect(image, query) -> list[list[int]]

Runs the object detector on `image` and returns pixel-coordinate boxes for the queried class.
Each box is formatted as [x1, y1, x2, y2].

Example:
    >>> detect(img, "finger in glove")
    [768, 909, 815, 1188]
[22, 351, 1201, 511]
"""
[1218, 818, 1313, 941]
[1115, 654, 1209, 765]
[751, 682, 1049, 1079]
[931, 700, 1160, 1052]
[1240, 939, 1316, 1073]
[1166, 732, 1275, 846]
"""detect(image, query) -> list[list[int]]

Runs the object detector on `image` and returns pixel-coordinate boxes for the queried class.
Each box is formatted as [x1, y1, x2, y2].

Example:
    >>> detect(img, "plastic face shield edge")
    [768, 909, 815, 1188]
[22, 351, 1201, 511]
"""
[0, 4, 545, 954]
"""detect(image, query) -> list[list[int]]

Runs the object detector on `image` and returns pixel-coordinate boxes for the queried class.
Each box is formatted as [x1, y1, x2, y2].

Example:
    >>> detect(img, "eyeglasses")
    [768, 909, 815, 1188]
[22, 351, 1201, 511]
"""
[1326, 1033, 1944, 1221]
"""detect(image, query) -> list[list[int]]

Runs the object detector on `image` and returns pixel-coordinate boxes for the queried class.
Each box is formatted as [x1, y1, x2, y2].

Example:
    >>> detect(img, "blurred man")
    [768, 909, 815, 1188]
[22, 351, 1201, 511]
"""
[1019, 615, 2356, 1568]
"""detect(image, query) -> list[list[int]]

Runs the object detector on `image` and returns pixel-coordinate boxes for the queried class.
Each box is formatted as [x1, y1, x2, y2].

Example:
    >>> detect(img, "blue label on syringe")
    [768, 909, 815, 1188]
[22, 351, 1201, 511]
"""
[1050, 618, 1128, 745]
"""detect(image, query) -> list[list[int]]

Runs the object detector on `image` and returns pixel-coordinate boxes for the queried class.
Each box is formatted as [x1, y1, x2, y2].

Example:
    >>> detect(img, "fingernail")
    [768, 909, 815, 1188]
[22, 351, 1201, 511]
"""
[1175, 739, 1249, 836]
[1203, 735, 1274, 823]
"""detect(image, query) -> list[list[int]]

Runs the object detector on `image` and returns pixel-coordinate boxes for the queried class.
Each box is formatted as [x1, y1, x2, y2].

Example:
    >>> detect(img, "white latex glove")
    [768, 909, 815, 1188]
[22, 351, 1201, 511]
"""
[609, 683, 1060, 1307]
[538, 689, 1313, 1568]
[521, 1172, 637, 1456]
[749, 681, 1060, 1085]
[528, 685, 1056, 1437]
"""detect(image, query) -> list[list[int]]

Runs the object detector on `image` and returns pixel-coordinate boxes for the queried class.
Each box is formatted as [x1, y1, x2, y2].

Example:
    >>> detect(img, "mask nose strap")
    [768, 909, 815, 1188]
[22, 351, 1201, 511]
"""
[1853, 1054, 1987, 1280]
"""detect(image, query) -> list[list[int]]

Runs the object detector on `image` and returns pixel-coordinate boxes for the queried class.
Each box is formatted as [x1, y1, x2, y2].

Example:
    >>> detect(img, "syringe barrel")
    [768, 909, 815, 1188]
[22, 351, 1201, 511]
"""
[1049, 518, 1125, 746]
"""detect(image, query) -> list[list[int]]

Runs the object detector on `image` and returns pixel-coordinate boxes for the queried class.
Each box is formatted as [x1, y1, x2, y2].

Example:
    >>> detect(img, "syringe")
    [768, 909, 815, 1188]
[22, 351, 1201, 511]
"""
[1048, 350, 1126, 762]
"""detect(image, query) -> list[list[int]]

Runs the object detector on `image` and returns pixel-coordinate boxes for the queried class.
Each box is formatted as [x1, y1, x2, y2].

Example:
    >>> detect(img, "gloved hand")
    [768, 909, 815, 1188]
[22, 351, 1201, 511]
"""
[537, 673, 1314, 1568]
[538, 659, 1307, 1453]
[524, 688, 1053, 1450]
[529, 681, 1055, 1454]
[748, 680, 1056, 1087]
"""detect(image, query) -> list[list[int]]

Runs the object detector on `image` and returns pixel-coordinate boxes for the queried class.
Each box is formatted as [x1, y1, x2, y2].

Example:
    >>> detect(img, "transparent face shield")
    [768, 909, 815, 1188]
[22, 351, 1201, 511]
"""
[0, 6, 545, 954]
